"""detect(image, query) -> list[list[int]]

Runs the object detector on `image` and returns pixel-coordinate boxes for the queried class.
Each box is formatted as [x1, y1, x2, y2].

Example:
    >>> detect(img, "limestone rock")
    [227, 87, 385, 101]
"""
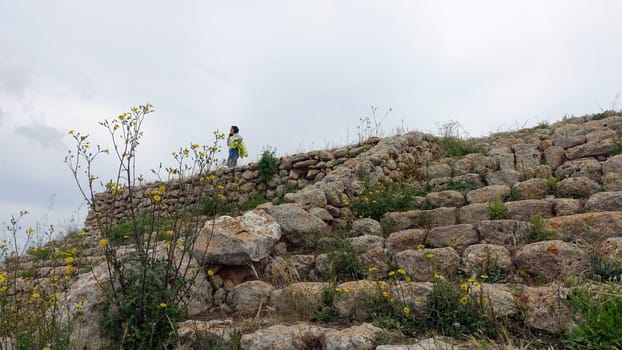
[194, 209, 281, 265]
[385, 229, 427, 255]
[600, 237, 622, 259]
[466, 185, 511, 204]
[226, 280, 273, 314]
[505, 199, 554, 221]
[381, 210, 419, 232]
[422, 207, 458, 228]
[543, 145, 565, 170]
[377, 337, 457, 350]
[511, 178, 550, 200]
[585, 191, 622, 212]
[291, 187, 327, 208]
[322, 323, 388, 350]
[462, 244, 513, 276]
[543, 212, 622, 243]
[426, 162, 452, 179]
[554, 158, 602, 181]
[515, 148, 541, 170]
[477, 220, 533, 247]
[269, 204, 328, 247]
[334, 280, 384, 320]
[515, 240, 591, 282]
[351, 218, 383, 236]
[556, 176, 601, 198]
[393, 247, 461, 282]
[485, 170, 521, 187]
[239, 323, 329, 350]
[519, 285, 572, 333]
[426, 224, 479, 253]
[390, 282, 434, 306]
[271, 282, 326, 317]
[451, 173, 485, 189]
[457, 203, 489, 225]
[603, 154, 622, 174]
[565, 137, 615, 160]
[551, 198, 583, 216]
[426, 190, 466, 208]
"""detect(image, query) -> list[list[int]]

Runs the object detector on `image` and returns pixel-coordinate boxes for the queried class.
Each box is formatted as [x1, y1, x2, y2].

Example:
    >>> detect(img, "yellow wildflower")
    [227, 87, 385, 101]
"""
[405, 276, 412, 282]
[382, 291, 389, 297]
[65, 257, 74, 264]
[43, 347, 51, 350]
[426, 253, 434, 258]
[157, 185, 166, 194]
[417, 244, 425, 250]
[153, 194, 161, 202]
[388, 271, 396, 277]
[480, 274, 489, 280]
[460, 283, 469, 292]
[99, 239, 108, 247]
[0, 286, 7, 293]
[207, 270, 214, 277]
[433, 273, 441, 279]
[397, 268, 406, 275]
[403, 306, 410, 314]
[27, 227, 35, 234]
[0, 272, 5, 283]
[68, 129, 75, 135]
[342, 287, 350, 293]
[335, 288, 341, 292]
[368, 267, 377, 273]
[460, 296, 469, 305]
[159, 303, 167, 308]
[166, 230, 174, 236]
[32, 293, 41, 299]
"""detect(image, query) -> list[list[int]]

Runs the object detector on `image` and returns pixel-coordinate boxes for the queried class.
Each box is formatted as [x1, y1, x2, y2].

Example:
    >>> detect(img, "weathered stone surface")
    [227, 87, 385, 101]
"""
[239, 323, 329, 350]
[505, 199, 554, 221]
[603, 172, 622, 191]
[426, 224, 479, 253]
[349, 234, 385, 252]
[322, 323, 388, 350]
[462, 244, 513, 275]
[515, 148, 541, 170]
[475, 284, 519, 318]
[485, 170, 521, 187]
[423, 207, 458, 228]
[489, 147, 515, 170]
[511, 178, 550, 200]
[556, 176, 601, 198]
[515, 240, 591, 282]
[519, 285, 572, 333]
[426, 162, 452, 179]
[457, 203, 489, 225]
[603, 154, 622, 174]
[428, 177, 451, 191]
[554, 157, 602, 181]
[290, 187, 327, 208]
[226, 280, 273, 314]
[334, 280, 384, 320]
[269, 204, 328, 247]
[553, 124, 586, 148]
[466, 185, 511, 204]
[477, 220, 533, 246]
[453, 153, 490, 176]
[351, 218, 383, 236]
[309, 207, 333, 221]
[451, 173, 485, 189]
[381, 210, 419, 232]
[544, 212, 622, 243]
[565, 137, 615, 160]
[385, 229, 427, 255]
[393, 248, 461, 282]
[194, 209, 281, 265]
[551, 198, 583, 216]
[585, 191, 622, 212]
[426, 190, 466, 208]
[271, 282, 326, 316]
[543, 145, 565, 170]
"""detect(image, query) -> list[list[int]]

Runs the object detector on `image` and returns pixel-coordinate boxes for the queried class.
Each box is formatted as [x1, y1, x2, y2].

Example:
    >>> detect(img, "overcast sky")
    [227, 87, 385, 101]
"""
[1, 0, 621, 241]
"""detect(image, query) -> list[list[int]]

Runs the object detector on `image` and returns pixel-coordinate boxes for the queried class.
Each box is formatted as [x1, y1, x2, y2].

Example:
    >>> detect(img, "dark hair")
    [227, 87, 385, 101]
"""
[231, 126, 239, 133]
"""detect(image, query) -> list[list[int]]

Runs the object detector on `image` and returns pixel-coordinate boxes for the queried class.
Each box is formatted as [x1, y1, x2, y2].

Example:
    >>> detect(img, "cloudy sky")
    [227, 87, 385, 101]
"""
[1, 0, 621, 241]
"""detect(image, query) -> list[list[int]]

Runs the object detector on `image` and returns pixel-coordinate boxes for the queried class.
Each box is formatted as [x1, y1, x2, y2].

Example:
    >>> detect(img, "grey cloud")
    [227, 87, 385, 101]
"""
[16, 124, 66, 150]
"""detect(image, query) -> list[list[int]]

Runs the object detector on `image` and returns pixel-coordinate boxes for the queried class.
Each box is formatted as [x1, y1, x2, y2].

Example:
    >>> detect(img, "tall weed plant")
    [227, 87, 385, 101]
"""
[65, 104, 225, 348]
[0, 211, 73, 349]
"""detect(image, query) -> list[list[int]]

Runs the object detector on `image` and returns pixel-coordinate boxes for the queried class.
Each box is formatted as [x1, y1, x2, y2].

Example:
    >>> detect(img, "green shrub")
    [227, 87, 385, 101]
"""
[350, 178, 416, 220]
[314, 285, 340, 323]
[258, 146, 279, 184]
[423, 278, 496, 339]
[565, 283, 622, 349]
[590, 254, 622, 282]
[487, 199, 509, 220]
[239, 193, 268, 211]
[440, 137, 485, 158]
[526, 214, 554, 243]
[317, 230, 365, 282]
[102, 253, 187, 349]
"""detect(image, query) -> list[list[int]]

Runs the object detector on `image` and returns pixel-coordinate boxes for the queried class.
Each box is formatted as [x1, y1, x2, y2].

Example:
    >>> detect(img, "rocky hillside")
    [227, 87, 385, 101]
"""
[4, 111, 622, 349]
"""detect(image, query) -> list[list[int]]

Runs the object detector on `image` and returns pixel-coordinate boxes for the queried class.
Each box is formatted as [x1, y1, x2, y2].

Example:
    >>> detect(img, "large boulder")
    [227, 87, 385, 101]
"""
[505, 199, 554, 221]
[239, 323, 329, 350]
[385, 229, 427, 255]
[226, 280, 273, 314]
[271, 282, 327, 317]
[543, 212, 622, 243]
[477, 220, 533, 246]
[462, 244, 513, 276]
[466, 185, 511, 204]
[194, 209, 281, 265]
[519, 285, 572, 333]
[585, 191, 622, 212]
[269, 204, 328, 247]
[426, 191, 465, 208]
[393, 247, 461, 282]
[554, 158, 602, 181]
[514, 240, 591, 282]
[426, 224, 479, 254]
[556, 176, 601, 198]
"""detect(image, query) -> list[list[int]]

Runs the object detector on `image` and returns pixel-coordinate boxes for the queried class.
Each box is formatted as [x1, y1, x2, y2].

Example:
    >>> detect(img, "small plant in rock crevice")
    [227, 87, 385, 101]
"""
[257, 146, 279, 184]
[487, 199, 509, 220]
[350, 176, 416, 221]
[317, 230, 365, 282]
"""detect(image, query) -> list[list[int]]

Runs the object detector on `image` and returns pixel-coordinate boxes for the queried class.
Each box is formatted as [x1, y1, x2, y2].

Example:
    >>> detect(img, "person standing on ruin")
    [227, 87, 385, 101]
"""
[226, 125, 247, 167]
